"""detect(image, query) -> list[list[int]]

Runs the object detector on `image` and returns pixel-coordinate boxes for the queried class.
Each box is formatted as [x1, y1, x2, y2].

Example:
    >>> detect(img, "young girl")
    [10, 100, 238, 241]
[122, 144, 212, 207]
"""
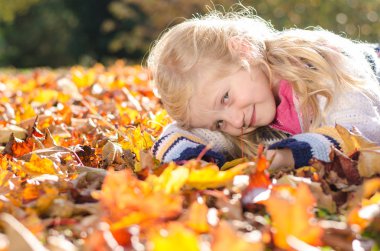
[147, 8, 380, 169]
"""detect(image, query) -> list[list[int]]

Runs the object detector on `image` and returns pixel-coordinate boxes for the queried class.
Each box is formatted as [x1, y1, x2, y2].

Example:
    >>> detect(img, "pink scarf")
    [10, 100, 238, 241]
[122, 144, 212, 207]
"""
[269, 80, 302, 135]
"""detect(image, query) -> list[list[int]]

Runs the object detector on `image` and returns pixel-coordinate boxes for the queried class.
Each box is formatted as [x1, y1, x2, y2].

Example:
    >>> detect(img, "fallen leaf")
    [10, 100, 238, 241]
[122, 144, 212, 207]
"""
[183, 198, 210, 233]
[186, 161, 250, 190]
[3, 133, 34, 157]
[24, 153, 58, 176]
[358, 147, 380, 177]
[260, 183, 323, 250]
[335, 124, 377, 155]
[0, 124, 27, 144]
[101, 141, 123, 167]
[276, 175, 336, 213]
[147, 222, 199, 251]
[96, 169, 183, 230]
[0, 213, 48, 251]
[211, 220, 264, 251]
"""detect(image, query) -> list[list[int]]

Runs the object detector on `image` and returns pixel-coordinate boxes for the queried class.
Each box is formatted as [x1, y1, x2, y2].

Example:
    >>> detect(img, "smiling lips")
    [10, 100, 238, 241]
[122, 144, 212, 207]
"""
[249, 105, 256, 127]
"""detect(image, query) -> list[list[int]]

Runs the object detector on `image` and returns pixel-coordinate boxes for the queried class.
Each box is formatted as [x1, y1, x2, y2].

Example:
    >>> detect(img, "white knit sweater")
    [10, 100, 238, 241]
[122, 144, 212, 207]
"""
[321, 89, 380, 144]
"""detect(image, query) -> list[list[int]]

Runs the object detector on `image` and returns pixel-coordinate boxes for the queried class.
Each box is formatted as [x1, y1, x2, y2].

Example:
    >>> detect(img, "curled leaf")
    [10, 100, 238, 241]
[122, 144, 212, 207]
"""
[186, 161, 250, 190]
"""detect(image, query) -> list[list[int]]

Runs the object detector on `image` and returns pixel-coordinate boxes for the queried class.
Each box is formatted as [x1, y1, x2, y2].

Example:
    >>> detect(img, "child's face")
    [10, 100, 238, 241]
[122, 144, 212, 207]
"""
[189, 65, 277, 136]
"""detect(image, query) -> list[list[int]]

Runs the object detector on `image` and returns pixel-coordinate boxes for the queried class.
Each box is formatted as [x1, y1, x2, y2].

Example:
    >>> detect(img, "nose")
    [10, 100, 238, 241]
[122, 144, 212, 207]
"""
[225, 107, 244, 129]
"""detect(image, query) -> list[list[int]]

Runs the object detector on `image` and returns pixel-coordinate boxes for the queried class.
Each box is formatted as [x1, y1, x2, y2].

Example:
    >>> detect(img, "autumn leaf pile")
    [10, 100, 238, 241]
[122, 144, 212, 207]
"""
[0, 61, 379, 251]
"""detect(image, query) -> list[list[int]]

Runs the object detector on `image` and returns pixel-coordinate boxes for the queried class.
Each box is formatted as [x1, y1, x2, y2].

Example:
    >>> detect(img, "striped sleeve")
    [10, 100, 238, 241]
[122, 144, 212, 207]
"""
[268, 132, 341, 168]
[152, 124, 227, 166]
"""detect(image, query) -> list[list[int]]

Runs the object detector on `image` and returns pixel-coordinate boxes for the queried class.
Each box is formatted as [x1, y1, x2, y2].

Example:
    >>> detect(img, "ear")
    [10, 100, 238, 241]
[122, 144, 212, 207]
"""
[227, 37, 251, 57]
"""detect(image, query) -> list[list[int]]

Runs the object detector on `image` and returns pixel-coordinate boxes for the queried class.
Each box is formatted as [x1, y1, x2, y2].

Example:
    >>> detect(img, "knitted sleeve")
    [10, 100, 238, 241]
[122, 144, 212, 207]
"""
[153, 123, 346, 169]
[151, 123, 234, 166]
[268, 131, 341, 168]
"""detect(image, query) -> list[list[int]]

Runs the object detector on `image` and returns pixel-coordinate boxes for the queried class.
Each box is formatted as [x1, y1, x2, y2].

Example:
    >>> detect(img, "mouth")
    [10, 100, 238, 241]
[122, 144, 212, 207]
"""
[249, 105, 256, 127]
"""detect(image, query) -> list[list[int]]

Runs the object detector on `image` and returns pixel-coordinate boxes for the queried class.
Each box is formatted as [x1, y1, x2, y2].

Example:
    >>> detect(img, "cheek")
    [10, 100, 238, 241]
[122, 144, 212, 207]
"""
[224, 127, 241, 136]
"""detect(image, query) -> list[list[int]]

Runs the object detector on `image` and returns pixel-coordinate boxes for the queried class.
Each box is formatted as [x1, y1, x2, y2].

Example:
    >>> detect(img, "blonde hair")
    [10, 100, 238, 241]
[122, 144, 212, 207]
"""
[147, 6, 380, 158]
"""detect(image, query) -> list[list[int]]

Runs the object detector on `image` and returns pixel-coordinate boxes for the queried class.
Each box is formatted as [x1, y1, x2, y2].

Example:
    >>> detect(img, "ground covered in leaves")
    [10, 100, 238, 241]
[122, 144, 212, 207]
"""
[0, 61, 379, 251]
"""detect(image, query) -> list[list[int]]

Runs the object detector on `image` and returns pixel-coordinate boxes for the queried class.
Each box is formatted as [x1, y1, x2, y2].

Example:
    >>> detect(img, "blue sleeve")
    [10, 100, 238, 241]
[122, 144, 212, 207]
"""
[268, 133, 341, 168]
[152, 129, 226, 167]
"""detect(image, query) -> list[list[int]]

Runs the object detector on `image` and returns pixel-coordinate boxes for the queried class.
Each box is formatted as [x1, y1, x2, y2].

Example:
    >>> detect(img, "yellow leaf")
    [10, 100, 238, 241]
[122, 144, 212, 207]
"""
[24, 154, 57, 175]
[71, 66, 96, 88]
[312, 125, 377, 156]
[15, 103, 36, 123]
[147, 222, 199, 251]
[220, 157, 248, 171]
[147, 162, 189, 194]
[120, 127, 154, 170]
[31, 90, 58, 104]
[186, 161, 249, 190]
[335, 124, 377, 155]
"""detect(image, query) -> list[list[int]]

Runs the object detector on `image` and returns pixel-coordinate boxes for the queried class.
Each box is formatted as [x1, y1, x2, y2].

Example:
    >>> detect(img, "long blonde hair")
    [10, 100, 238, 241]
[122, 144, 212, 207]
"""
[147, 6, 380, 158]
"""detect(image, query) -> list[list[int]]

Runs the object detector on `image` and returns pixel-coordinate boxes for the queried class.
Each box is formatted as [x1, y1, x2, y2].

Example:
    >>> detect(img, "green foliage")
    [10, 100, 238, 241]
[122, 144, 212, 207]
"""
[0, 0, 42, 23]
[0, 0, 379, 67]
[0, 0, 78, 67]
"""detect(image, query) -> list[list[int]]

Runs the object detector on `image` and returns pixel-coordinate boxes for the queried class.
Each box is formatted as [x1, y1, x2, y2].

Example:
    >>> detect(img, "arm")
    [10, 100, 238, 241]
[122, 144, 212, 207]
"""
[153, 123, 344, 170]
[267, 131, 342, 169]
[152, 122, 234, 166]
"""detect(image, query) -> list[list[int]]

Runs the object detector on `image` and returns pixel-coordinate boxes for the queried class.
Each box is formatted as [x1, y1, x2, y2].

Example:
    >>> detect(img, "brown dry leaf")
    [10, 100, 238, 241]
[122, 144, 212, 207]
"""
[74, 145, 98, 167]
[70, 169, 107, 203]
[322, 147, 362, 186]
[41, 128, 57, 148]
[0, 213, 48, 251]
[101, 140, 123, 166]
[0, 124, 27, 144]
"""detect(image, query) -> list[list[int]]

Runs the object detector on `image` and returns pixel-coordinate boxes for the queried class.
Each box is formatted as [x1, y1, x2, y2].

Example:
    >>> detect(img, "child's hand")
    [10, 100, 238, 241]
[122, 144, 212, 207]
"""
[266, 149, 294, 170]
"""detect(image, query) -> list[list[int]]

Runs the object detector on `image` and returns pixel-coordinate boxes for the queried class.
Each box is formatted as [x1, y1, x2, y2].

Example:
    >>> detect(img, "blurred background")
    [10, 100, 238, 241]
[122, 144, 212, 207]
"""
[0, 0, 379, 68]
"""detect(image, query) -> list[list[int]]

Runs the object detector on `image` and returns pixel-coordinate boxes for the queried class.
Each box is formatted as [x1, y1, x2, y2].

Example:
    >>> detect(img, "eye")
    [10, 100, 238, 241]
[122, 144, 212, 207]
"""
[221, 91, 229, 104]
[215, 120, 224, 130]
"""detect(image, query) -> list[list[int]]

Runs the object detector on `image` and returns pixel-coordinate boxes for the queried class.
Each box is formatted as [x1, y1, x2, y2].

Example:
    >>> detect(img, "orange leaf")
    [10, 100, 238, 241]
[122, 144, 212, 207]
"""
[211, 221, 264, 251]
[260, 183, 323, 250]
[347, 178, 380, 231]
[184, 199, 210, 233]
[96, 169, 183, 230]
[241, 146, 271, 205]
[247, 145, 271, 189]
[5, 135, 34, 158]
